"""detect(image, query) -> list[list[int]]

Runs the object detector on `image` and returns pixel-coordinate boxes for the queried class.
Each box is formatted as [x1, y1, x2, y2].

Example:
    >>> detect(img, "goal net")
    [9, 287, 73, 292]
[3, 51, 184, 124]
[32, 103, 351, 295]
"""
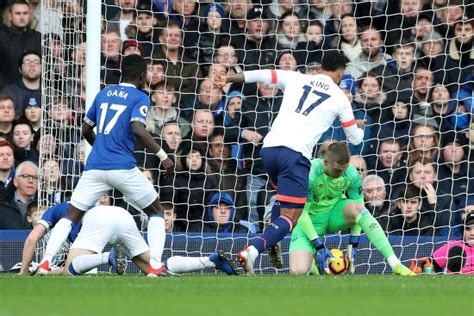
[37, 0, 474, 274]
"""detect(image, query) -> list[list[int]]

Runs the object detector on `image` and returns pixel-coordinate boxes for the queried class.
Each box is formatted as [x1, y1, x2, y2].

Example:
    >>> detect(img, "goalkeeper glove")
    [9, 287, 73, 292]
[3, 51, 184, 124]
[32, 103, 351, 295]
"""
[346, 235, 360, 274]
[312, 238, 333, 275]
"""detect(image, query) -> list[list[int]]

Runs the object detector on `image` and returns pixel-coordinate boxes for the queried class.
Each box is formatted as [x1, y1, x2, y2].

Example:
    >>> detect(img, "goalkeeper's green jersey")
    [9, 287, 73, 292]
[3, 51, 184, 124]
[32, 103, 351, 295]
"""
[305, 159, 364, 215]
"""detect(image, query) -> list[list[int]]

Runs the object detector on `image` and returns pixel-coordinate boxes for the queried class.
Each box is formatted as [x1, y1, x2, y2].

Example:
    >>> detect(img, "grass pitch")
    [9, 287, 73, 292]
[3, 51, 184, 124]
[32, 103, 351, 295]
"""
[1, 274, 472, 316]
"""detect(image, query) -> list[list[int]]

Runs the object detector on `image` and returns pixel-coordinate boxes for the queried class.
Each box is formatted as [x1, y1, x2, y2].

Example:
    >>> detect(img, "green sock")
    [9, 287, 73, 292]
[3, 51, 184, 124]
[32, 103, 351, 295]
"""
[355, 210, 395, 259]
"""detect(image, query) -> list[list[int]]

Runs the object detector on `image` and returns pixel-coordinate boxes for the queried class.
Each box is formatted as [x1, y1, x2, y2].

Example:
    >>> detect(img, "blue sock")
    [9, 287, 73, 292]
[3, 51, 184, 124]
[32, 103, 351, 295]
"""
[68, 264, 79, 276]
[271, 202, 281, 222]
[251, 215, 293, 253]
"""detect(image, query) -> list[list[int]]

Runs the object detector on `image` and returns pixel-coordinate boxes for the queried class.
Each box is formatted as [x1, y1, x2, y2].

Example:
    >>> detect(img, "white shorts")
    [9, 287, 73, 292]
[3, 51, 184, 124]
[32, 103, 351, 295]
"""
[70, 167, 158, 211]
[70, 205, 149, 258]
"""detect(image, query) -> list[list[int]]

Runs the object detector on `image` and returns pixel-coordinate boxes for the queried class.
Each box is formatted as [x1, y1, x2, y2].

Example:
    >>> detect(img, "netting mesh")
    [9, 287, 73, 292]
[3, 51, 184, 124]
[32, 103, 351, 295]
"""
[36, 0, 474, 274]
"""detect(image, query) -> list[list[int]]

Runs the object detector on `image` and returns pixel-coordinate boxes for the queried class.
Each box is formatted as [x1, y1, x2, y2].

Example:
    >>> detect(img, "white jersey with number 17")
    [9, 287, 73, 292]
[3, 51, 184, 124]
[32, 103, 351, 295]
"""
[244, 70, 360, 160]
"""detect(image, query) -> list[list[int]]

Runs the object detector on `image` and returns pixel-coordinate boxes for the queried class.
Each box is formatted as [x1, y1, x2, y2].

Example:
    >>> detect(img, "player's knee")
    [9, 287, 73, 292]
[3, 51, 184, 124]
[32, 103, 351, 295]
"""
[290, 265, 310, 276]
[344, 202, 365, 223]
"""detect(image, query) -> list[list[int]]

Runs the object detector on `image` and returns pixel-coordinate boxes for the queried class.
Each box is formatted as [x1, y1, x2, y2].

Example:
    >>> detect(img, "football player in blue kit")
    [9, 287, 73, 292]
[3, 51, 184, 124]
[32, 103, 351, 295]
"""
[34, 55, 174, 276]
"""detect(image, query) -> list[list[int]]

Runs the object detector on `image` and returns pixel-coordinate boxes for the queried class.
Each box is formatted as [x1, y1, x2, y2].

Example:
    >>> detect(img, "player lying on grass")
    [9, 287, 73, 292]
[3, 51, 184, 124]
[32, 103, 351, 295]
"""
[21, 202, 237, 276]
[287, 142, 414, 276]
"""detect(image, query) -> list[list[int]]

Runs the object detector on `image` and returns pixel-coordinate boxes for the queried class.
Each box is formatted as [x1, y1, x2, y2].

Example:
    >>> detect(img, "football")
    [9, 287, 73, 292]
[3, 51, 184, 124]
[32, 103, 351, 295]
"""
[328, 248, 349, 275]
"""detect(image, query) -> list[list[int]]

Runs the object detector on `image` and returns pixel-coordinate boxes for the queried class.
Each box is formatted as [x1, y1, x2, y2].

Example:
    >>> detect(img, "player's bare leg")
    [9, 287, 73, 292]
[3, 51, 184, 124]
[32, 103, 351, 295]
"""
[34, 206, 85, 275]
[142, 198, 167, 276]
[289, 250, 313, 275]
[238, 207, 302, 274]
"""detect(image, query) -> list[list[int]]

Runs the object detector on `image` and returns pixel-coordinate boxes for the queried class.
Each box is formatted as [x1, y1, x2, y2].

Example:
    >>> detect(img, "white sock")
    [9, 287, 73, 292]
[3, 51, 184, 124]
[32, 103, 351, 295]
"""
[147, 216, 165, 269]
[387, 255, 401, 269]
[248, 246, 259, 261]
[166, 256, 214, 274]
[70, 253, 109, 275]
[42, 218, 73, 264]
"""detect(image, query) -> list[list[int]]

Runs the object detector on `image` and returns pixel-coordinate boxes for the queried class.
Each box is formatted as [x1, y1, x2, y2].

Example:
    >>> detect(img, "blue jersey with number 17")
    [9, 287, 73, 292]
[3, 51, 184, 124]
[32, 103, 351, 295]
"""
[84, 83, 150, 171]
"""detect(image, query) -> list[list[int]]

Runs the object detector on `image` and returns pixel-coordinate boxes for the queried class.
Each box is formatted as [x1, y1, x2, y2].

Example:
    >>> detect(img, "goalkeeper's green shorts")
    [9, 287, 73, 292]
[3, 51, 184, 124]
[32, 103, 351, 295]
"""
[289, 199, 353, 255]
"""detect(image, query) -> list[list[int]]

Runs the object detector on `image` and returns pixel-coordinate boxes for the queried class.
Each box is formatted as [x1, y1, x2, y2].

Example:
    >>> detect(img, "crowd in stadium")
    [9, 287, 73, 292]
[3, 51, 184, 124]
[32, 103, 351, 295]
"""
[0, 0, 472, 239]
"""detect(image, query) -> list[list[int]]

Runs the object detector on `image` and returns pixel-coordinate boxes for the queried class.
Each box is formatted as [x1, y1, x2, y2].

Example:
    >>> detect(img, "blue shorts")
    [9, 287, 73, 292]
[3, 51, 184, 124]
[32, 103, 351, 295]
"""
[260, 147, 310, 208]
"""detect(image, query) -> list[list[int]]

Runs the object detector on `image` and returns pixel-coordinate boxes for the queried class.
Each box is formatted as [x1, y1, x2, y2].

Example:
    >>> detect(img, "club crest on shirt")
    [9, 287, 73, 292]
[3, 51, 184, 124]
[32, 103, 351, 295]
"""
[139, 105, 148, 117]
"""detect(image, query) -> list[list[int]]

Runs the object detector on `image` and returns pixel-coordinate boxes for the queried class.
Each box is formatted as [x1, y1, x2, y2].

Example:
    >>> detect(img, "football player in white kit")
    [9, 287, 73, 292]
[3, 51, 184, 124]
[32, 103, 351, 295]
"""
[64, 205, 237, 276]
[214, 50, 364, 273]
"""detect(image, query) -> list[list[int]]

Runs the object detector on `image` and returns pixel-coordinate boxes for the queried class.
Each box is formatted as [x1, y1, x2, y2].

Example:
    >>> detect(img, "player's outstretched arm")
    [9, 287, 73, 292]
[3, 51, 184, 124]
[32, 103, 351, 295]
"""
[82, 122, 96, 146]
[20, 225, 47, 275]
[131, 121, 174, 176]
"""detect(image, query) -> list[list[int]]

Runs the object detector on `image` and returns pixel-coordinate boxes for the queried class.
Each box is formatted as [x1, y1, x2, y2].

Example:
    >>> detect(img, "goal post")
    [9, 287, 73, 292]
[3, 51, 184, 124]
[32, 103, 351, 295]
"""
[36, 0, 474, 274]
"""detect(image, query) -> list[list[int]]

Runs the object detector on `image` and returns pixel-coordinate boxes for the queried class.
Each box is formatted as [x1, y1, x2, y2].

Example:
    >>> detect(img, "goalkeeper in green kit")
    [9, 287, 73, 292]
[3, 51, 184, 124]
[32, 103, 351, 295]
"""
[287, 142, 415, 276]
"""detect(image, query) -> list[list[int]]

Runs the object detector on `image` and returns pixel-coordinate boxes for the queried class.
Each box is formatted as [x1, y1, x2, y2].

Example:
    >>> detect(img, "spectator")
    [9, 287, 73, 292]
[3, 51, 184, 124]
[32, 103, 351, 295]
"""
[182, 109, 215, 155]
[147, 82, 191, 137]
[145, 60, 166, 92]
[266, 0, 306, 20]
[100, 30, 122, 84]
[40, 159, 64, 206]
[433, 18, 474, 94]
[10, 161, 38, 218]
[363, 174, 391, 230]
[350, 155, 368, 180]
[0, 0, 41, 89]
[225, 0, 253, 46]
[12, 120, 38, 164]
[332, 14, 362, 62]
[419, 31, 445, 65]
[428, 83, 458, 133]
[21, 91, 41, 133]
[2, 50, 41, 118]
[437, 133, 469, 209]
[236, 5, 277, 70]
[324, 0, 353, 46]
[162, 202, 177, 233]
[407, 123, 440, 163]
[434, 0, 465, 39]
[153, 21, 201, 99]
[35, 133, 58, 159]
[432, 210, 474, 274]
[0, 198, 28, 229]
[203, 192, 249, 234]
[121, 39, 145, 57]
[161, 121, 183, 154]
[276, 12, 306, 51]
[410, 14, 437, 56]
[293, 20, 324, 67]
[378, 98, 412, 149]
[125, 1, 159, 58]
[207, 132, 248, 220]
[368, 138, 405, 197]
[107, 0, 137, 41]
[275, 50, 299, 72]
[25, 201, 40, 228]
[196, 3, 229, 71]
[372, 41, 416, 100]
[195, 77, 226, 116]
[0, 140, 15, 201]
[0, 94, 15, 141]
[344, 26, 392, 79]
[168, 0, 200, 59]
[171, 143, 217, 232]
[384, 0, 428, 53]
[407, 156, 451, 236]
[213, 43, 243, 82]
[410, 65, 434, 115]
[387, 184, 434, 236]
